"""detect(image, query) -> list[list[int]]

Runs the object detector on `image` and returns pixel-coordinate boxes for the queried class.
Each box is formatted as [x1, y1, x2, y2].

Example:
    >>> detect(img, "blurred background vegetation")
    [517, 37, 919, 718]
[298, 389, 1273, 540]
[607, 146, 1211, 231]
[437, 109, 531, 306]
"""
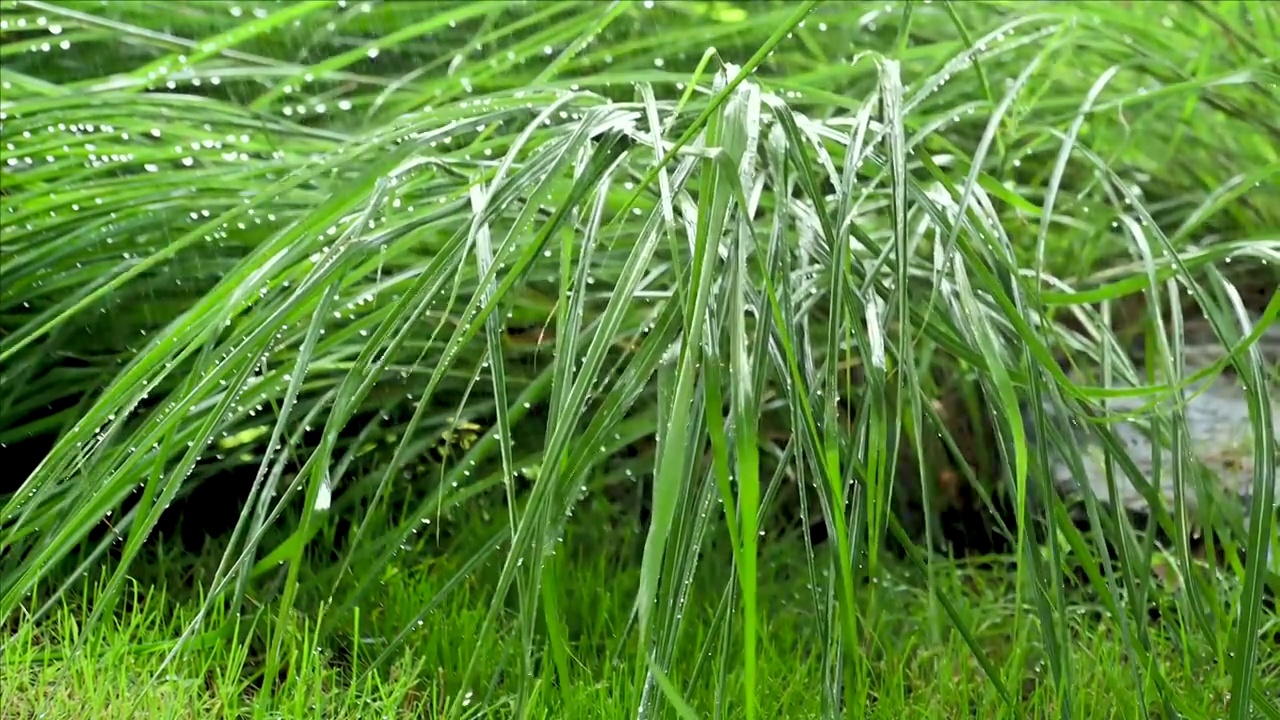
[1, 1, 1277, 718]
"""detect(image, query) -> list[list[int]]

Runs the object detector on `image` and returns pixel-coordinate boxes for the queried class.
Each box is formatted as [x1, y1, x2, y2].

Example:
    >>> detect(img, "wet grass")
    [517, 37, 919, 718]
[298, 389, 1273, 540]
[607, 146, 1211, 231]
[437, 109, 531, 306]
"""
[6, 506, 1277, 719]
[2, 1, 1278, 717]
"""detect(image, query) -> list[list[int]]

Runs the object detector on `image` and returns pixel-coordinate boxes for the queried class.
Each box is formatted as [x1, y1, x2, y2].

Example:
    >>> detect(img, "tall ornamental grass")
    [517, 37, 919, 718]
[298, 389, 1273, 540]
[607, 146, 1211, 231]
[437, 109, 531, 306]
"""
[1, 1, 1277, 717]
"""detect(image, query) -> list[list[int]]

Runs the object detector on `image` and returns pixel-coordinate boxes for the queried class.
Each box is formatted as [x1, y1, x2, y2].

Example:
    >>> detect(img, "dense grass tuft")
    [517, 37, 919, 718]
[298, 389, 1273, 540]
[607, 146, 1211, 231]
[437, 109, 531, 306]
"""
[2, 1, 1277, 717]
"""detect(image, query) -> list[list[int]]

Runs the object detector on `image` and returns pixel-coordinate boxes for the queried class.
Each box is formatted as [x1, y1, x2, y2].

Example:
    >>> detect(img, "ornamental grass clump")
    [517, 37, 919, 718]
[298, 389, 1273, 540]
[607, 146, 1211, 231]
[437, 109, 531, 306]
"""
[1, 1, 1276, 717]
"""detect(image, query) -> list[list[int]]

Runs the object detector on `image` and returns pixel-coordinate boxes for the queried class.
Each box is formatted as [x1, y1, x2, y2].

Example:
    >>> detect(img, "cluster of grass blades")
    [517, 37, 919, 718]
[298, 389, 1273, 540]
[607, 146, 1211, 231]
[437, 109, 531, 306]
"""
[1, 1, 1277, 718]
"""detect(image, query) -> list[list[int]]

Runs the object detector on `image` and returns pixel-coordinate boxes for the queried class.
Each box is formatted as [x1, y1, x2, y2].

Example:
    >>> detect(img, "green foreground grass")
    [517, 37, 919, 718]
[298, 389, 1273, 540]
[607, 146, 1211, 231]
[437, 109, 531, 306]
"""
[3, 0, 1280, 718]
[7, 515, 1278, 719]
